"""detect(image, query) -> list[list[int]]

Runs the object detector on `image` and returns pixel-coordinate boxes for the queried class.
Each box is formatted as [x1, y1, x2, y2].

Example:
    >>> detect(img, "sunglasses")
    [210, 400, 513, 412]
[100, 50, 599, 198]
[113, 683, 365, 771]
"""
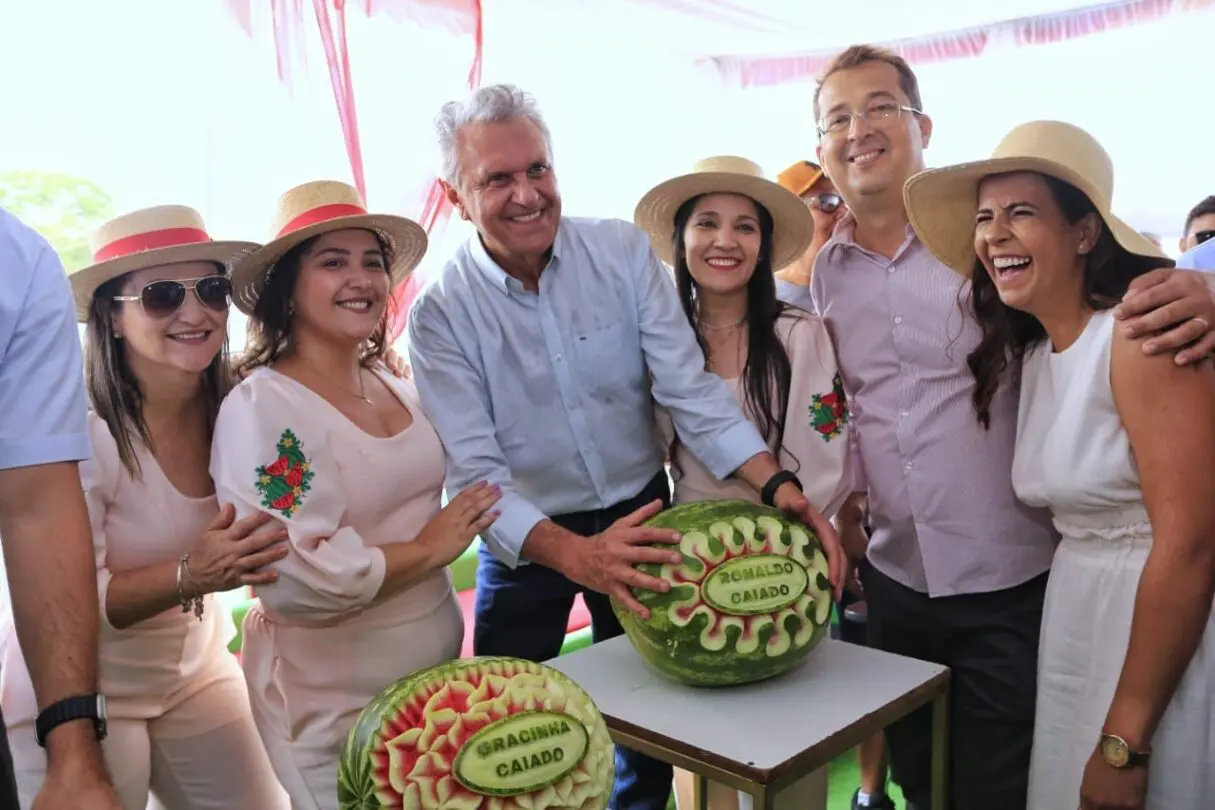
[1195, 230, 1215, 247]
[809, 193, 843, 214]
[112, 275, 232, 319]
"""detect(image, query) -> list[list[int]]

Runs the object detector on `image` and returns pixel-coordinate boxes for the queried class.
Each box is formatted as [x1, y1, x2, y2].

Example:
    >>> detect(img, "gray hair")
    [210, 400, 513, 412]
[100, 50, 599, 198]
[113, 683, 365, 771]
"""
[434, 83, 554, 186]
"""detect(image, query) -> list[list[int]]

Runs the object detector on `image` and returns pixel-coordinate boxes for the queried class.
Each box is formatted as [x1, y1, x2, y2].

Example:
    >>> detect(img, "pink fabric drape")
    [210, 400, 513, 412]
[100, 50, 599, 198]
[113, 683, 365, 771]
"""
[222, 0, 483, 341]
[702, 0, 1215, 88]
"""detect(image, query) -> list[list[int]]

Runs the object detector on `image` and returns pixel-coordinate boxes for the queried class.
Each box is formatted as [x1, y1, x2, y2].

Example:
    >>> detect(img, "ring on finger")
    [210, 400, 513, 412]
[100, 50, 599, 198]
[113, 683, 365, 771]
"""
[1193, 315, 1211, 331]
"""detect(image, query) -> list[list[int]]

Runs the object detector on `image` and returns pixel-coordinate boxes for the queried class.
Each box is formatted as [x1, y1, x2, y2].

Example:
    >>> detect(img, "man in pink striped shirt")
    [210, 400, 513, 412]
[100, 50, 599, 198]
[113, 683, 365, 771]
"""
[807, 45, 1215, 810]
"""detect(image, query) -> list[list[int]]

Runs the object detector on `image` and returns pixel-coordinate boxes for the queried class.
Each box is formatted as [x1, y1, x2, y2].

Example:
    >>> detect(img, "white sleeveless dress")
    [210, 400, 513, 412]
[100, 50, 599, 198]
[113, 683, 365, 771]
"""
[1014, 310, 1215, 809]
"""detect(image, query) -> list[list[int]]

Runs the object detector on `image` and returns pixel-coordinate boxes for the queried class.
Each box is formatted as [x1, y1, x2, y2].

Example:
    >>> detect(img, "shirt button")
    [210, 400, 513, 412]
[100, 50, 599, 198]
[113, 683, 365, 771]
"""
[904, 461, 914, 470]
[554, 354, 563, 362]
[887, 265, 896, 274]
[901, 410, 909, 418]
[894, 316, 903, 325]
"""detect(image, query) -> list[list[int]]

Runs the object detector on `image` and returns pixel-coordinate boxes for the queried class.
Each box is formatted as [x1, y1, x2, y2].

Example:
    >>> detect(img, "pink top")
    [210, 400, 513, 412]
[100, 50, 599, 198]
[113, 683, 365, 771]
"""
[0, 413, 239, 725]
[209, 368, 452, 628]
[810, 214, 1056, 597]
[208, 368, 460, 751]
[658, 310, 852, 519]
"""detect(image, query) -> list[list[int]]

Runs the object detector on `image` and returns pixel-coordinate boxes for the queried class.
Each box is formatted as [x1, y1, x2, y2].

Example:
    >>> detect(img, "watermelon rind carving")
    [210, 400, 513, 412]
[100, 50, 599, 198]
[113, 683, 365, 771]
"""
[611, 499, 833, 687]
[338, 656, 615, 809]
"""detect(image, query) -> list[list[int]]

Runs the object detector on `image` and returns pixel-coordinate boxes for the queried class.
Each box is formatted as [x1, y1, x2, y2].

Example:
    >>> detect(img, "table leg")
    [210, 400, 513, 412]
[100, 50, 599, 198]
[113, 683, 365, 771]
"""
[930, 690, 949, 810]
[692, 773, 710, 810]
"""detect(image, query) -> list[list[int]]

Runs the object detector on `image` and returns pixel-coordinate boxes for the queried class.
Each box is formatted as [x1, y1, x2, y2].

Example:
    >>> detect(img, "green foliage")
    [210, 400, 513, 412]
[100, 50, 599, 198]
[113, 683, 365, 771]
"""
[0, 170, 115, 272]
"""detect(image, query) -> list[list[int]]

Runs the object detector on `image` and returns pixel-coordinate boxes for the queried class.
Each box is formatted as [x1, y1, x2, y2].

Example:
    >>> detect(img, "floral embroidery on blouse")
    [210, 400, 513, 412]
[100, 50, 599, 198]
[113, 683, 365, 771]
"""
[255, 429, 315, 518]
[809, 372, 849, 442]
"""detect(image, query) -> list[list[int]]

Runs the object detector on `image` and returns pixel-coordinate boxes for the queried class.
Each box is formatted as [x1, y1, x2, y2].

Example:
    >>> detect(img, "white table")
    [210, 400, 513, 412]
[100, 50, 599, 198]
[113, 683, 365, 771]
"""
[547, 636, 950, 810]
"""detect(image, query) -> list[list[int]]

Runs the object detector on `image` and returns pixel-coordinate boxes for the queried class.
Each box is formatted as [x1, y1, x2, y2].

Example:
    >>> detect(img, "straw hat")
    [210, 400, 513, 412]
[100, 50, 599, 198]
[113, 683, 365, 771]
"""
[229, 180, 427, 315]
[904, 120, 1169, 276]
[634, 156, 815, 271]
[68, 206, 258, 321]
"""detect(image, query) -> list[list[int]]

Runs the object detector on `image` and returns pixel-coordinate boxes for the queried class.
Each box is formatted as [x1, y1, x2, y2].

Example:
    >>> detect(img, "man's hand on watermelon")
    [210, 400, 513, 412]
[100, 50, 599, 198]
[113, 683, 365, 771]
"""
[564, 499, 684, 620]
[772, 483, 846, 602]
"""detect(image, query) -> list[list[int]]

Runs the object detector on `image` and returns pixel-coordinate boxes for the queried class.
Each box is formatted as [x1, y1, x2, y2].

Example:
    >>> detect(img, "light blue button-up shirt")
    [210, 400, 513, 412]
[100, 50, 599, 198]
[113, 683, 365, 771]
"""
[1178, 238, 1215, 271]
[0, 208, 91, 470]
[407, 216, 768, 567]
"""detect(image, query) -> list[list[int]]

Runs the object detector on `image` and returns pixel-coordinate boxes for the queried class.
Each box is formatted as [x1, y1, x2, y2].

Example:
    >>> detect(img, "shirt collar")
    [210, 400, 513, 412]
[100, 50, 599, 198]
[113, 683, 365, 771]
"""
[469, 219, 565, 295]
[824, 209, 921, 264]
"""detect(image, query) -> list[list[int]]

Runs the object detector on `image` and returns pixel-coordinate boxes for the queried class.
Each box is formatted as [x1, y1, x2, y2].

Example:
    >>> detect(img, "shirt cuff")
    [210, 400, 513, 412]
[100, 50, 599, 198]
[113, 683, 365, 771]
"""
[0, 433, 90, 471]
[699, 420, 769, 480]
[481, 492, 547, 569]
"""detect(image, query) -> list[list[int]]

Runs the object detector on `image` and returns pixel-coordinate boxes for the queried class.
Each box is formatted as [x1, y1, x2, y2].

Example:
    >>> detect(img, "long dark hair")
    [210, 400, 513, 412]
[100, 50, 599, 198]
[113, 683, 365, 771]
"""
[238, 230, 396, 376]
[85, 270, 234, 478]
[967, 173, 1170, 427]
[668, 194, 797, 473]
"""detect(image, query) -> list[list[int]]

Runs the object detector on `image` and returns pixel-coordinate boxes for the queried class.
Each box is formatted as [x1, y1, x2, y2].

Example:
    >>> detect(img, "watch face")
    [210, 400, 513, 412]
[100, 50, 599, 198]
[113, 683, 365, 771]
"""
[1101, 735, 1130, 768]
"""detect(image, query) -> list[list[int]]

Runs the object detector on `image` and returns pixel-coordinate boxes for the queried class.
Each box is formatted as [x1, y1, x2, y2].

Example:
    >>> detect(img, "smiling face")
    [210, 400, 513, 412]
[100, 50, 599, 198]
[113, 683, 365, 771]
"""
[680, 193, 764, 296]
[974, 172, 1100, 317]
[291, 228, 390, 347]
[815, 60, 931, 205]
[112, 260, 229, 374]
[446, 116, 560, 271]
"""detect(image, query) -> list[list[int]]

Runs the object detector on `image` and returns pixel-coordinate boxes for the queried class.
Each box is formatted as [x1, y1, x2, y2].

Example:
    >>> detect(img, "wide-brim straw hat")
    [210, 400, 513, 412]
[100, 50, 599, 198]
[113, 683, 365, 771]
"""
[68, 205, 259, 321]
[229, 180, 427, 315]
[634, 156, 815, 271]
[904, 120, 1170, 276]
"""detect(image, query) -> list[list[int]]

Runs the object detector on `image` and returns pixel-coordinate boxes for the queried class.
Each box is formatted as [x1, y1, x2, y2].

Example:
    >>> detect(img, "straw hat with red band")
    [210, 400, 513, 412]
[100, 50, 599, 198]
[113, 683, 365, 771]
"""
[904, 120, 1171, 277]
[634, 156, 815, 272]
[229, 180, 427, 316]
[68, 205, 258, 321]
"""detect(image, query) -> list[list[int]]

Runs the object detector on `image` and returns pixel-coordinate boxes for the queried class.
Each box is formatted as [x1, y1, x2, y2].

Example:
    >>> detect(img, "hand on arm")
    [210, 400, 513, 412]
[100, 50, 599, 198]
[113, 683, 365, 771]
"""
[1078, 328, 1215, 810]
[103, 505, 287, 629]
[1112, 267, 1215, 365]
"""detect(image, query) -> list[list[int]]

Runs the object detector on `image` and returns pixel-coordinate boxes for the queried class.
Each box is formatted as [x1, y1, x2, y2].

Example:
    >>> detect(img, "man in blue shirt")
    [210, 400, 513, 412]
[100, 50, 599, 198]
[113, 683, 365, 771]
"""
[408, 84, 844, 810]
[0, 210, 120, 809]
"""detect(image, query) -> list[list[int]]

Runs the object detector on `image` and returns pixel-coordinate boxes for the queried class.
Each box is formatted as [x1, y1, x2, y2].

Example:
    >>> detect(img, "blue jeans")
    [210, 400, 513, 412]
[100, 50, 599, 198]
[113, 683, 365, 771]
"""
[473, 472, 673, 810]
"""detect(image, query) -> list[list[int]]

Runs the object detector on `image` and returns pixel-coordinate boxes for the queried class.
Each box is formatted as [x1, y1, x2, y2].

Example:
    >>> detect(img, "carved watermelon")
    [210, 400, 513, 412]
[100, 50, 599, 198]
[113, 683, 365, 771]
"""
[337, 656, 615, 809]
[612, 499, 832, 687]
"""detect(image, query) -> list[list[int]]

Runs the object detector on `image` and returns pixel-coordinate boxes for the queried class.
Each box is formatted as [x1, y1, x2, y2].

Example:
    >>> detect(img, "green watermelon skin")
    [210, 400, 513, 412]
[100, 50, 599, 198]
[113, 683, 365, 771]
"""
[611, 499, 832, 687]
[338, 656, 615, 809]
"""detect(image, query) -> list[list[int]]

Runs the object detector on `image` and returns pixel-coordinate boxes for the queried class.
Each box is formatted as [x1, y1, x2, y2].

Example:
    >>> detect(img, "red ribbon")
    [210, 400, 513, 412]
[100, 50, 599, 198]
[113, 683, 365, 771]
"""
[93, 227, 211, 262]
[276, 202, 368, 237]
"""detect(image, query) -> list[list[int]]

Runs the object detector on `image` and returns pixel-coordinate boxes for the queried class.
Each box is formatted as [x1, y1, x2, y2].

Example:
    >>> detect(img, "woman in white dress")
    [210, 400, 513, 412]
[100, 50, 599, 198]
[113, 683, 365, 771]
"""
[904, 121, 1215, 810]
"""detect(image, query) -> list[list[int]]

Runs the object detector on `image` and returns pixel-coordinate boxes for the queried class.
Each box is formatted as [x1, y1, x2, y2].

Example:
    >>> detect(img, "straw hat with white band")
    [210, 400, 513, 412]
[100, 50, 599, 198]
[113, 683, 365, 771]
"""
[903, 120, 1171, 277]
[68, 206, 258, 322]
[229, 180, 428, 316]
[634, 156, 815, 272]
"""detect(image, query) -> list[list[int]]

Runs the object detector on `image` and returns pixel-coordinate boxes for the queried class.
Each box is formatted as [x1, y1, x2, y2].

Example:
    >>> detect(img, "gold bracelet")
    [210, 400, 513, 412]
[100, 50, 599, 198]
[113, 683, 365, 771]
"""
[177, 554, 205, 621]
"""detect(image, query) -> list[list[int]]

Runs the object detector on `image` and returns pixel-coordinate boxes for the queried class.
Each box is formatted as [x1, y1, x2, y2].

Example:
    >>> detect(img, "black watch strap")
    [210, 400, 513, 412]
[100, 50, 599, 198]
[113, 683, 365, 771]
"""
[761, 470, 802, 507]
[35, 693, 107, 748]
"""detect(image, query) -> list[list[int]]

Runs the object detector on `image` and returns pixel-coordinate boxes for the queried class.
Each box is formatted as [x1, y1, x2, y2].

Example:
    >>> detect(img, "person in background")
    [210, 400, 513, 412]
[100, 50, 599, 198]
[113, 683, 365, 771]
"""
[772, 160, 847, 309]
[774, 158, 893, 810]
[407, 84, 845, 810]
[1, 205, 289, 809]
[636, 155, 851, 810]
[1179, 195, 1215, 254]
[210, 180, 500, 810]
[809, 44, 1215, 810]
[0, 208, 122, 809]
[905, 118, 1215, 810]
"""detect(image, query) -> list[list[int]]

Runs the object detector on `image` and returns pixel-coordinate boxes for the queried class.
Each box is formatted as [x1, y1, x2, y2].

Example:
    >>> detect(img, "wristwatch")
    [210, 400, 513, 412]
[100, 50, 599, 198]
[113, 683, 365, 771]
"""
[35, 693, 108, 748]
[1099, 733, 1150, 769]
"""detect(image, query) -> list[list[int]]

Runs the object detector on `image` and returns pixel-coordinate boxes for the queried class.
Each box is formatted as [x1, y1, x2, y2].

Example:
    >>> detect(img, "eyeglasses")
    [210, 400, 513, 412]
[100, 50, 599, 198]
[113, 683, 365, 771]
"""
[809, 193, 843, 213]
[818, 101, 920, 137]
[1195, 230, 1215, 247]
[112, 275, 232, 319]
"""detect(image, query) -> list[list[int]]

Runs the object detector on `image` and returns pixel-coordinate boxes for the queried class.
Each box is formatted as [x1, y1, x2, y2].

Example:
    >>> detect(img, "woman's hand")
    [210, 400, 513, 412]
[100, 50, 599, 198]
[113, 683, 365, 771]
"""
[1078, 746, 1148, 810]
[382, 348, 411, 379]
[187, 504, 289, 594]
[415, 481, 501, 568]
